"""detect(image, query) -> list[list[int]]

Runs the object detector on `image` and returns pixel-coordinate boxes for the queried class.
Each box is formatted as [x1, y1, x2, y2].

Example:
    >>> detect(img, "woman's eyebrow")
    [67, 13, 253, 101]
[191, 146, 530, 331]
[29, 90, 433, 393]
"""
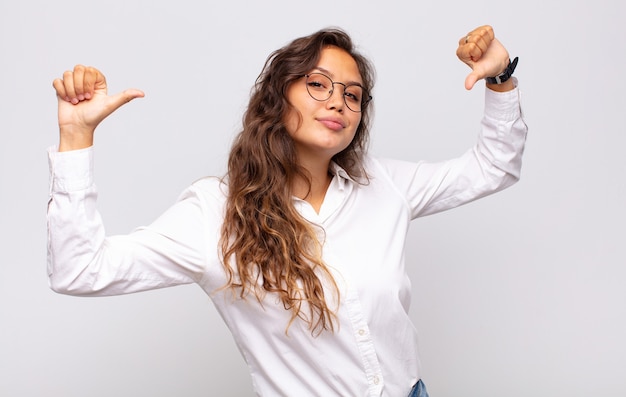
[312, 66, 363, 86]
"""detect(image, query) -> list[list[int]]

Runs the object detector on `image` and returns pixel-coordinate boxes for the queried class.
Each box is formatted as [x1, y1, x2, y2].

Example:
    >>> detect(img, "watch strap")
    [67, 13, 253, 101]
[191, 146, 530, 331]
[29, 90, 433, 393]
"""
[485, 56, 518, 84]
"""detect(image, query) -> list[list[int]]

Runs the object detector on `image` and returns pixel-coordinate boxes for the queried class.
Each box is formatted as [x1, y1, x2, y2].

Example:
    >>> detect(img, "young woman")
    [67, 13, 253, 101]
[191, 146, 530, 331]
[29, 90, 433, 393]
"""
[48, 25, 527, 396]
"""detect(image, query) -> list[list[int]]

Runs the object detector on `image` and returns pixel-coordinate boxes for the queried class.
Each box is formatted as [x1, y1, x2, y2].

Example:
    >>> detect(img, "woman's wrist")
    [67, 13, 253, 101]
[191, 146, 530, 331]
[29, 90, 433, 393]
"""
[486, 79, 515, 92]
[58, 126, 94, 151]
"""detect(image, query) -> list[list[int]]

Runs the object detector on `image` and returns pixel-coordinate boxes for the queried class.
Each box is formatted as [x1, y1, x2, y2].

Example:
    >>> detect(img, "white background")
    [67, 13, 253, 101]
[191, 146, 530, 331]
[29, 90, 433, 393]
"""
[1, 0, 625, 396]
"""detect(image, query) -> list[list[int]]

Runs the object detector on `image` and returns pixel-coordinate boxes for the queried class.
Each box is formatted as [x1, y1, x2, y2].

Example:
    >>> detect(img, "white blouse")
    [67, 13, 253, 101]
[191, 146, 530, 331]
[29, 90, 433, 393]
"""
[47, 84, 527, 396]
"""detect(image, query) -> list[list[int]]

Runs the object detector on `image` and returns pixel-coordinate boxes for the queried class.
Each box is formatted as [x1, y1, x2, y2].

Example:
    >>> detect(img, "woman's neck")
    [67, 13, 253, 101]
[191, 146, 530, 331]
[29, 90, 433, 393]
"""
[292, 159, 333, 213]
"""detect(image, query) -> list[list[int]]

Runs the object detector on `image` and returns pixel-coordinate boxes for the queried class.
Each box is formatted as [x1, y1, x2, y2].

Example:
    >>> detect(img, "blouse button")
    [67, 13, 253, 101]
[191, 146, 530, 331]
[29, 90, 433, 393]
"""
[358, 329, 365, 336]
[373, 376, 380, 385]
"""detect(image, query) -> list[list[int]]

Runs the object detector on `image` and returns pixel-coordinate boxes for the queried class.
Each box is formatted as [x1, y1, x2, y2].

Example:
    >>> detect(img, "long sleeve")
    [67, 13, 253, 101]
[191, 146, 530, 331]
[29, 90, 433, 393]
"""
[46, 146, 213, 296]
[375, 81, 528, 219]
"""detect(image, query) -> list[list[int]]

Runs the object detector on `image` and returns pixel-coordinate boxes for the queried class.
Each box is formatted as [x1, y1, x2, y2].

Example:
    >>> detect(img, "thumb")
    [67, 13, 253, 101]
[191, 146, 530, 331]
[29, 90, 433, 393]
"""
[106, 88, 145, 113]
[464, 71, 480, 90]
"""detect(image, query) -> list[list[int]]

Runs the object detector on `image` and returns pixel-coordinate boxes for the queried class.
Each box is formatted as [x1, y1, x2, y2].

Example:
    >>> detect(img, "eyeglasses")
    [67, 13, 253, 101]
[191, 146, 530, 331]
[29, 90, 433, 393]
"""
[303, 73, 372, 113]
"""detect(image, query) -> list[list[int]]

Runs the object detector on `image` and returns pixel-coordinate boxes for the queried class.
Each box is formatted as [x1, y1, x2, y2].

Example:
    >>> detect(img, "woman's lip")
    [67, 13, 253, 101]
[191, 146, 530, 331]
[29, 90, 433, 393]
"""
[317, 118, 345, 131]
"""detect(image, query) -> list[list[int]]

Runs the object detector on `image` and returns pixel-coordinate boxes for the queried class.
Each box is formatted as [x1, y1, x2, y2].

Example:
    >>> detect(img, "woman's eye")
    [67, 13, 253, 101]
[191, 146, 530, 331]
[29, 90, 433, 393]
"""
[308, 81, 326, 89]
[344, 90, 360, 102]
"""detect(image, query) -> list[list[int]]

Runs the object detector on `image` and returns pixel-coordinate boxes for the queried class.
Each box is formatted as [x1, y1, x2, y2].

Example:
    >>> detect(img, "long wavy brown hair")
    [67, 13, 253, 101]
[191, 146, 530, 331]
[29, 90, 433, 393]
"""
[220, 28, 375, 335]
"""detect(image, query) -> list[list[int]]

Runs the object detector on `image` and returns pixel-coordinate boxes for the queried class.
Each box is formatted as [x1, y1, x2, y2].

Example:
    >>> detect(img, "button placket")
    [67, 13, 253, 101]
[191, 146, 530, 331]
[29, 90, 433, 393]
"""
[344, 288, 384, 395]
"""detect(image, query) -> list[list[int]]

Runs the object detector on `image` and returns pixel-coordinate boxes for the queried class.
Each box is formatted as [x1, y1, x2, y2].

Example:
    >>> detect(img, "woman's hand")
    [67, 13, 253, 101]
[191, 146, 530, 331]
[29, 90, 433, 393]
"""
[456, 25, 513, 91]
[52, 65, 144, 151]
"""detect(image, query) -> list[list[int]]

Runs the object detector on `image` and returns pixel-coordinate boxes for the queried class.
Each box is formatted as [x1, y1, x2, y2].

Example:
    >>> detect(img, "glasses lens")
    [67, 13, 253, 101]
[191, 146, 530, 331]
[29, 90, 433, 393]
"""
[343, 85, 364, 112]
[306, 73, 332, 101]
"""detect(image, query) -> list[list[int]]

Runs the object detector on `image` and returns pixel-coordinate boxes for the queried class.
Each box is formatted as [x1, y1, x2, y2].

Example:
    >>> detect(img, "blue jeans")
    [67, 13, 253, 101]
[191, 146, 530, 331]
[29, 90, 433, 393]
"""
[408, 379, 429, 397]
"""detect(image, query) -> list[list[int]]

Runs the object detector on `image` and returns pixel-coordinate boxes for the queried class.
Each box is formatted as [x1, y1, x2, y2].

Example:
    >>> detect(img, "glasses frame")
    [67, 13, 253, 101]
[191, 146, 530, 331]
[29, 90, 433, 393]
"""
[303, 73, 372, 113]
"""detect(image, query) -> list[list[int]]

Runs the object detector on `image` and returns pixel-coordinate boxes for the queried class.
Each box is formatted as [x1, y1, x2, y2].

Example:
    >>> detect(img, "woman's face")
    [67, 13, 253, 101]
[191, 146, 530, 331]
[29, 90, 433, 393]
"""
[284, 46, 363, 164]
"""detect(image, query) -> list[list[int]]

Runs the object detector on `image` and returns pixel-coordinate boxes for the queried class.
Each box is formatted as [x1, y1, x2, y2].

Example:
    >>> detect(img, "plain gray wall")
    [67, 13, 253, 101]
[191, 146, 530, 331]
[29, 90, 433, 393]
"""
[1, 0, 625, 396]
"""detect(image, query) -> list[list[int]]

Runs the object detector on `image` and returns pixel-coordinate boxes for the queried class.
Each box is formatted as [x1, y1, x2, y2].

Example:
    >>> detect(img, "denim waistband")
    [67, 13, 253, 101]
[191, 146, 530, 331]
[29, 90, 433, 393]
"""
[408, 379, 429, 397]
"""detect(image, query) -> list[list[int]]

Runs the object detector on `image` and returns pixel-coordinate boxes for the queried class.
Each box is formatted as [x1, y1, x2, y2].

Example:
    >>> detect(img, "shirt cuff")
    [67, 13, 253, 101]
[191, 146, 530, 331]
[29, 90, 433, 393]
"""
[484, 77, 522, 122]
[48, 145, 94, 192]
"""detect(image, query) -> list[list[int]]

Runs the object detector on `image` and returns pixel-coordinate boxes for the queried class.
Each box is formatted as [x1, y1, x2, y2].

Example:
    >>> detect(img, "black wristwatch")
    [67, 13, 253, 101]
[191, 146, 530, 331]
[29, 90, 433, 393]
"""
[485, 57, 519, 84]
